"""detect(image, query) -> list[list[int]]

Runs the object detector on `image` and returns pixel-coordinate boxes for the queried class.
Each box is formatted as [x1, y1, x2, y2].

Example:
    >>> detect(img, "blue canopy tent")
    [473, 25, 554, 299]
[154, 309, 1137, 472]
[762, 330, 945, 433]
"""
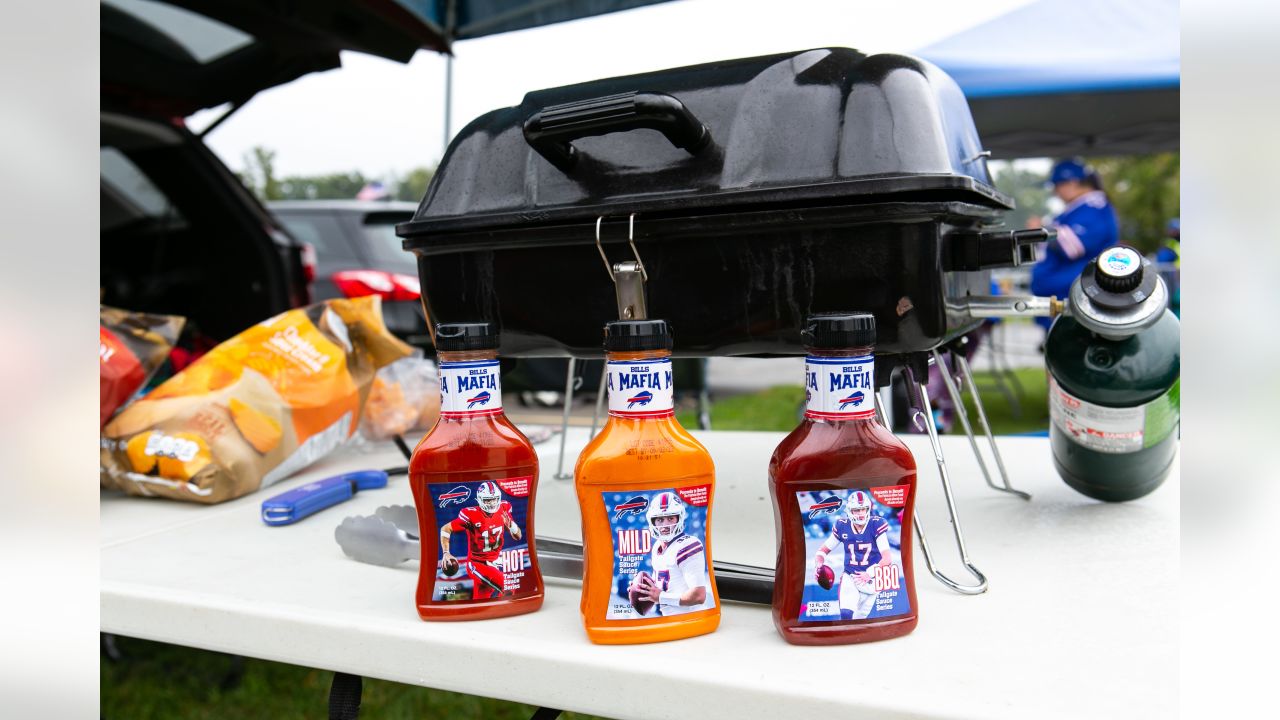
[916, 0, 1179, 158]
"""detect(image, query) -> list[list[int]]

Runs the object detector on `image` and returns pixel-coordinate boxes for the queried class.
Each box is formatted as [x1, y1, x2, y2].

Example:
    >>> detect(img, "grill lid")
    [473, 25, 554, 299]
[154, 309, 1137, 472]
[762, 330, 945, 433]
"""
[400, 47, 1009, 247]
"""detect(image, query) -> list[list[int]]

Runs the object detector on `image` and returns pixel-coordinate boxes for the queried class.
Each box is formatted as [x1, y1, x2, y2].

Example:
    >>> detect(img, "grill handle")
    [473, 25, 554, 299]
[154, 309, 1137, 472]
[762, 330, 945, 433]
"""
[523, 91, 711, 172]
[943, 228, 1052, 271]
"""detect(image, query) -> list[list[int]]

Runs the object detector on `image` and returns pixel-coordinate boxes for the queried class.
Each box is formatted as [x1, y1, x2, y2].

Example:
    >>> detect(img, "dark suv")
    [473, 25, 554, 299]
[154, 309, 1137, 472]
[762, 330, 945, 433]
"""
[269, 201, 430, 346]
[100, 0, 439, 341]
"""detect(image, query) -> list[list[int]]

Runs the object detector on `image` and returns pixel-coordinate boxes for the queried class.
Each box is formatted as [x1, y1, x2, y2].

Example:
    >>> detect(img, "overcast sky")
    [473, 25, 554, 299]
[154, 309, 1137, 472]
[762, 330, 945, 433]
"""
[192, 0, 1033, 179]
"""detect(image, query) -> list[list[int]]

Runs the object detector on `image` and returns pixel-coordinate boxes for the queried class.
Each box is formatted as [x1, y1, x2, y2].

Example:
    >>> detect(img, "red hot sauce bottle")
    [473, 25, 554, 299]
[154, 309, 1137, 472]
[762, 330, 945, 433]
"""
[410, 322, 543, 620]
[768, 312, 919, 645]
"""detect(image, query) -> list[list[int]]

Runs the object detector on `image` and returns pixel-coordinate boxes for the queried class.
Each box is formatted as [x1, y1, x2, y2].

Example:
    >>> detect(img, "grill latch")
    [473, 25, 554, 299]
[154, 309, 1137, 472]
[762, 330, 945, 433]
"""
[944, 228, 1051, 271]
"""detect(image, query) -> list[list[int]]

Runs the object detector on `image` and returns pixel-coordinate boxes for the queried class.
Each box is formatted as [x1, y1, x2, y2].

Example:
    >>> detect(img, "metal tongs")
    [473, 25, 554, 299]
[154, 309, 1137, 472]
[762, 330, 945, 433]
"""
[334, 506, 773, 604]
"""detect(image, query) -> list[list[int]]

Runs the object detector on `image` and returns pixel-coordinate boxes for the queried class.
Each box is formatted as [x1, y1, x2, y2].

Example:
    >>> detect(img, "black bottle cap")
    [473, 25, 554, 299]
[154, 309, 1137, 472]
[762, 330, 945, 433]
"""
[1093, 246, 1144, 294]
[434, 322, 499, 351]
[604, 319, 673, 352]
[802, 312, 876, 350]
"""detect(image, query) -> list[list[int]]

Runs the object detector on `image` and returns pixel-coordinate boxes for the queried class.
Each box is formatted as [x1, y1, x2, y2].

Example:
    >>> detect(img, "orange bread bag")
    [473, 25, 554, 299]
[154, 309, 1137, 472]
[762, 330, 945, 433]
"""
[101, 297, 411, 503]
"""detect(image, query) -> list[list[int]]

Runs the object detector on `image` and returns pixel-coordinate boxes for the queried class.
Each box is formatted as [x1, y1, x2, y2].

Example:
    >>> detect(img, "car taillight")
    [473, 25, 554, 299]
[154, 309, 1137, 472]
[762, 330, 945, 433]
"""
[300, 243, 318, 283]
[331, 270, 421, 302]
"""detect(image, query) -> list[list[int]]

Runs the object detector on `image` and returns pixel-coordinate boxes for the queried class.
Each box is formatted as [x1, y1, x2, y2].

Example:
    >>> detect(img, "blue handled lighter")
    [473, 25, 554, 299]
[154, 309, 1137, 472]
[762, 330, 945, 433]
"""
[261, 470, 389, 526]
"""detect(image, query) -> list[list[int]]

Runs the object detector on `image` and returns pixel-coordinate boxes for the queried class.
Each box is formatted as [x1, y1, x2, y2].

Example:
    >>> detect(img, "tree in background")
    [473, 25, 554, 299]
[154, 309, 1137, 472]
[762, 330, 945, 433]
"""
[991, 161, 1051, 230]
[395, 166, 434, 202]
[239, 146, 283, 200]
[1089, 153, 1179, 255]
[238, 145, 434, 203]
[278, 171, 369, 200]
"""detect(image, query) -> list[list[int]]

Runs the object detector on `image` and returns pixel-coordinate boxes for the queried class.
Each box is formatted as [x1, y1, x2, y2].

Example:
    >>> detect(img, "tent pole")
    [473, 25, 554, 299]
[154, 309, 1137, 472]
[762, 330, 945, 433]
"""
[443, 53, 453, 156]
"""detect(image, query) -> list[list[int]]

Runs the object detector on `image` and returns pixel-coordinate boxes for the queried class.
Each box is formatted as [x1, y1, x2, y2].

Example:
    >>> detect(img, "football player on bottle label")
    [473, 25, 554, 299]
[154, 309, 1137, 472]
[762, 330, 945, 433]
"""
[602, 486, 716, 619]
[439, 360, 502, 417]
[427, 477, 534, 602]
[804, 355, 875, 420]
[796, 486, 911, 622]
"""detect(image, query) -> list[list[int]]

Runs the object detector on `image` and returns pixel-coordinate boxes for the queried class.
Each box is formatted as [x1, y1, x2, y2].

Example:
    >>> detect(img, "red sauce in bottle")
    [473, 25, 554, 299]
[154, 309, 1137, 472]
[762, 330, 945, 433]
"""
[768, 313, 918, 645]
[410, 324, 543, 621]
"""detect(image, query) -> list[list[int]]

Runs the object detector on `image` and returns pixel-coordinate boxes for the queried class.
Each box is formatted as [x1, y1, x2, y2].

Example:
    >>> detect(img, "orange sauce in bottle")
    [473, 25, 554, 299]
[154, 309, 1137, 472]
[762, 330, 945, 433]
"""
[410, 323, 543, 621]
[769, 313, 918, 645]
[575, 320, 719, 644]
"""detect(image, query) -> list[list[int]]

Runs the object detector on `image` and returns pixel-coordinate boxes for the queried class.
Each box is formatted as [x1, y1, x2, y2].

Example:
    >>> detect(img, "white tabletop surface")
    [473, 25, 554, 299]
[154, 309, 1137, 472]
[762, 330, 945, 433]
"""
[101, 428, 1178, 719]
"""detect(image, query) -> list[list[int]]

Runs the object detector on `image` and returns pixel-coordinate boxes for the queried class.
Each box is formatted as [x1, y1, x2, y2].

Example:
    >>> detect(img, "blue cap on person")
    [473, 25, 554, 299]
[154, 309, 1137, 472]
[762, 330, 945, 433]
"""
[1167, 217, 1180, 238]
[1048, 158, 1090, 186]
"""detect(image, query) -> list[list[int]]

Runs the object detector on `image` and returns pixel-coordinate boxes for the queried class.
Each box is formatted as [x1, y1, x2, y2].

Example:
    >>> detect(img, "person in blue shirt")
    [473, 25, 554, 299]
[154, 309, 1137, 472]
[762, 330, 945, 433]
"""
[1030, 158, 1120, 330]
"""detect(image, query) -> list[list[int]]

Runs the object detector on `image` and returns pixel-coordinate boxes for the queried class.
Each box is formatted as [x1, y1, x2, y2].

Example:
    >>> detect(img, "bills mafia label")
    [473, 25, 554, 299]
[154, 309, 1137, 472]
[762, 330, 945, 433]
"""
[439, 359, 502, 417]
[804, 355, 875, 420]
[607, 358, 674, 419]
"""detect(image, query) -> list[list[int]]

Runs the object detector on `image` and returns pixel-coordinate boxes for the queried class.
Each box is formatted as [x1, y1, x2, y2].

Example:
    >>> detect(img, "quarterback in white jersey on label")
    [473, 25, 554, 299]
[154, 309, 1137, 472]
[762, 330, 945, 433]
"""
[815, 490, 895, 620]
[630, 492, 714, 616]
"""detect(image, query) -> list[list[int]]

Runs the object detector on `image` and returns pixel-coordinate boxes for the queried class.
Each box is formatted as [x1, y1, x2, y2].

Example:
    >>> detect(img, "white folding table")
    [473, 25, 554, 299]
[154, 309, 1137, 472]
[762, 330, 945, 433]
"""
[101, 429, 1178, 719]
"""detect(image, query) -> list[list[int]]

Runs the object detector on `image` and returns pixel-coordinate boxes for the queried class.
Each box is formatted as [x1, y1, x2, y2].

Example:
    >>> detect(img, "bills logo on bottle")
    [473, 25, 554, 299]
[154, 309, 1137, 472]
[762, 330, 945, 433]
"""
[839, 391, 866, 410]
[805, 355, 876, 420]
[627, 390, 653, 408]
[613, 495, 649, 520]
[607, 359, 673, 418]
[440, 360, 502, 416]
[438, 486, 472, 508]
[808, 495, 843, 519]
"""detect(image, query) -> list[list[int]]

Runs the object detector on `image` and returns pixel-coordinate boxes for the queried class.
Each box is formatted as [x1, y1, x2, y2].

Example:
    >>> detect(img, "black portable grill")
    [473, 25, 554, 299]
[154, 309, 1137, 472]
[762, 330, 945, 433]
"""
[399, 48, 1053, 596]
[399, 47, 1042, 357]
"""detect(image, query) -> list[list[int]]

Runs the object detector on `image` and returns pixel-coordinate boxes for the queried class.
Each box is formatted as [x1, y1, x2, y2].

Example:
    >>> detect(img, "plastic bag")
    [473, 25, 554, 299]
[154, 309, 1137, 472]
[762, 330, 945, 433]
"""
[100, 297, 411, 503]
[100, 307, 185, 428]
[359, 354, 441, 440]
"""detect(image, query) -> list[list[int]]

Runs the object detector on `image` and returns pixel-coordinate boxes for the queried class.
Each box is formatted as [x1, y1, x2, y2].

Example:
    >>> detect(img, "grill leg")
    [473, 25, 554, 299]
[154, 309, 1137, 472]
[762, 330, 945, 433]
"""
[932, 349, 1030, 500]
[955, 352, 1029, 500]
[903, 359, 988, 595]
[590, 363, 607, 439]
[553, 358, 578, 480]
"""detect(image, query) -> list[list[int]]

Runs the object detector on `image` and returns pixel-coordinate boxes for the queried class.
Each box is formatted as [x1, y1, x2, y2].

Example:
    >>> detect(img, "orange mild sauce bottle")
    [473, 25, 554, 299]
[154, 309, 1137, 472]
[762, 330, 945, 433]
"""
[769, 312, 919, 645]
[574, 320, 720, 644]
[410, 322, 543, 621]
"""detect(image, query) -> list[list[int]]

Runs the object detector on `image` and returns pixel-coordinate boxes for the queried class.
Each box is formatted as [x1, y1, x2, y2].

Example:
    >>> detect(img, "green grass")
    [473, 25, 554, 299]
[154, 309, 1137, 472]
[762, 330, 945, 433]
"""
[106, 370, 1048, 717]
[677, 368, 1050, 436]
[953, 367, 1049, 436]
[101, 636, 611, 720]
[677, 385, 805, 431]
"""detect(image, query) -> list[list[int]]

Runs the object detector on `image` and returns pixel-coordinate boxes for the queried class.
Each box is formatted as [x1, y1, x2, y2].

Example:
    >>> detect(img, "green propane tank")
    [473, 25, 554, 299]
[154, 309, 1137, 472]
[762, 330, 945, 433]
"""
[1045, 246, 1180, 502]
